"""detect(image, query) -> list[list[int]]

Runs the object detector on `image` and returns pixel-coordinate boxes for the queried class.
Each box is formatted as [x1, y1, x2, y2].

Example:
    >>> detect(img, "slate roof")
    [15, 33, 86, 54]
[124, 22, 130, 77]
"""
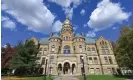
[75, 33, 82, 37]
[52, 33, 60, 37]
[39, 38, 49, 44]
[85, 37, 96, 44]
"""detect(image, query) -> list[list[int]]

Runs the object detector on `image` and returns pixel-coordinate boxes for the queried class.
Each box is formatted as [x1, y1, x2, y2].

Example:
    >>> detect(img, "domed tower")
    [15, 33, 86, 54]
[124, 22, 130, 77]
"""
[73, 33, 85, 53]
[49, 33, 61, 54]
[60, 17, 74, 54]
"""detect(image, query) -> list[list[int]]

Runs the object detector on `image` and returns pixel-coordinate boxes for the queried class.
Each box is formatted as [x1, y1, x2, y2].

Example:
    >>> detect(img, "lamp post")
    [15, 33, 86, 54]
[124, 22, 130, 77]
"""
[43, 59, 48, 80]
[80, 56, 87, 80]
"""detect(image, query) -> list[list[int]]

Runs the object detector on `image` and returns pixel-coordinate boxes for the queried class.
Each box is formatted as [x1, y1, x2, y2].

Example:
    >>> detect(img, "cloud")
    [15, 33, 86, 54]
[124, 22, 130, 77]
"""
[52, 20, 63, 32]
[2, 16, 16, 30]
[80, 9, 85, 16]
[86, 31, 96, 37]
[112, 26, 118, 30]
[2, 0, 62, 33]
[88, 0, 131, 31]
[63, 8, 74, 19]
[73, 25, 78, 31]
[83, 24, 88, 28]
[49, 0, 84, 19]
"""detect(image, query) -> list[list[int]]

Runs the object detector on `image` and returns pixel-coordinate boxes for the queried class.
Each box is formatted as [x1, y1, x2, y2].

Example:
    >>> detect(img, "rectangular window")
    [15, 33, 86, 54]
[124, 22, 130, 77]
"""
[50, 55, 54, 63]
[104, 56, 108, 64]
[44, 48, 47, 51]
[108, 56, 113, 64]
[90, 68, 94, 74]
[107, 68, 111, 74]
[94, 57, 98, 64]
[41, 57, 45, 65]
[80, 55, 83, 63]
[89, 57, 93, 64]
[95, 68, 100, 74]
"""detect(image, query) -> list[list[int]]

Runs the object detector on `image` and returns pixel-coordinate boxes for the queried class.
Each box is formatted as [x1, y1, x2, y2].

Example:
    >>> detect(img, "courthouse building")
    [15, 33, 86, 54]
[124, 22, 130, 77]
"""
[30, 17, 118, 75]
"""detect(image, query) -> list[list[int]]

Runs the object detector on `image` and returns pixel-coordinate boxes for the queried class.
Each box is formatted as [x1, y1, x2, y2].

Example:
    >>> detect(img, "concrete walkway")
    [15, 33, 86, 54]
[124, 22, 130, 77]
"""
[53, 75, 79, 80]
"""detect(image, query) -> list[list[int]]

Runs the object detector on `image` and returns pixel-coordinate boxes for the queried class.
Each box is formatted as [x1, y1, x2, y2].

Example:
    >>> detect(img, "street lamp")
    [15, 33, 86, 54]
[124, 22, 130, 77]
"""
[43, 59, 48, 80]
[80, 56, 87, 80]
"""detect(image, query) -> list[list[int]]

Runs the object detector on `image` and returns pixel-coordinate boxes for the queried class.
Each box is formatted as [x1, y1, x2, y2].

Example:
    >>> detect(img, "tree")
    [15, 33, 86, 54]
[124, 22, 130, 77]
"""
[1, 43, 17, 69]
[10, 40, 39, 75]
[115, 25, 133, 69]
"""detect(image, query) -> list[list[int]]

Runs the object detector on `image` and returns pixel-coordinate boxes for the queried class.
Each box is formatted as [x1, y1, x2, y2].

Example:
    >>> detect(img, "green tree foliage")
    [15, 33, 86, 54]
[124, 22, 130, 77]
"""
[10, 40, 39, 75]
[115, 25, 133, 69]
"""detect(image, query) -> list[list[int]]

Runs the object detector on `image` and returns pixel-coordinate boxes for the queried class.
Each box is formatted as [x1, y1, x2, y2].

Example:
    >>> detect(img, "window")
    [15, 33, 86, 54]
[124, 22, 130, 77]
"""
[80, 55, 83, 63]
[94, 57, 98, 64]
[92, 47, 95, 51]
[64, 45, 70, 54]
[44, 48, 47, 55]
[44, 48, 47, 51]
[95, 68, 100, 74]
[87, 47, 91, 51]
[108, 56, 113, 64]
[74, 46, 75, 51]
[107, 68, 111, 74]
[40, 48, 42, 51]
[51, 45, 55, 52]
[112, 68, 116, 74]
[90, 68, 95, 74]
[41, 57, 45, 65]
[50, 55, 54, 63]
[104, 56, 108, 64]
[79, 45, 82, 48]
[89, 57, 93, 64]
[59, 46, 61, 51]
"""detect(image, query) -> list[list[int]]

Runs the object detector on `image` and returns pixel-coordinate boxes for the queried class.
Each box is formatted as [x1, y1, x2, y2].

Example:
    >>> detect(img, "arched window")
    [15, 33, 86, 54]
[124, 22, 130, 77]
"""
[64, 45, 70, 54]
[51, 45, 55, 52]
[92, 47, 95, 51]
[87, 47, 91, 51]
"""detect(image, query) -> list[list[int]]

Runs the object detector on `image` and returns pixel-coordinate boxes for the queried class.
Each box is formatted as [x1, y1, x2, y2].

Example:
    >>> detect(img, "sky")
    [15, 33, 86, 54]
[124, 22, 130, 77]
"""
[1, 0, 133, 46]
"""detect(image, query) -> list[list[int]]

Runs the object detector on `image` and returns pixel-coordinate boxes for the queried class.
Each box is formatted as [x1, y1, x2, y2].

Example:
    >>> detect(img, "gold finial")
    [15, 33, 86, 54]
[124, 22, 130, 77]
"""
[66, 16, 69, 20]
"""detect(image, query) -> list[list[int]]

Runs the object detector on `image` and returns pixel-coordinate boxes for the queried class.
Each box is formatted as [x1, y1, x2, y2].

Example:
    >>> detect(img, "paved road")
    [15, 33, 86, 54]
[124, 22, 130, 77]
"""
[53, 76, 79, 80]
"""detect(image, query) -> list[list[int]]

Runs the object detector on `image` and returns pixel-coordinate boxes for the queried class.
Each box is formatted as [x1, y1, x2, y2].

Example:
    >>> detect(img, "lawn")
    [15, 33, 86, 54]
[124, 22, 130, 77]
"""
[2, 75, 131, 80]
[1, 76, 52, 80]
[79, 75, 128, 80]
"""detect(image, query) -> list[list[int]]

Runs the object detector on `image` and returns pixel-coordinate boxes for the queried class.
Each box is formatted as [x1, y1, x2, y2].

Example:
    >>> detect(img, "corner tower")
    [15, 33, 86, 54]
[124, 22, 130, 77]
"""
[60, 17, 74, 54]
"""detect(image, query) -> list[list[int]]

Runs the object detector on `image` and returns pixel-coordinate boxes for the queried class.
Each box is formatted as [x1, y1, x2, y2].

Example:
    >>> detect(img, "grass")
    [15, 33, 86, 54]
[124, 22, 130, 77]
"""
[2, 75, 131, 80]
[79, 75, 128, 80]
[1, 76, 52, 80]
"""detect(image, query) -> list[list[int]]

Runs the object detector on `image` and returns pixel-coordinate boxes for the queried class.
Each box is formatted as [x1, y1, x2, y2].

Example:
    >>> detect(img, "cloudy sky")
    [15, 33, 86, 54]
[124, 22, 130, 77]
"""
[1, 0, 133, 46]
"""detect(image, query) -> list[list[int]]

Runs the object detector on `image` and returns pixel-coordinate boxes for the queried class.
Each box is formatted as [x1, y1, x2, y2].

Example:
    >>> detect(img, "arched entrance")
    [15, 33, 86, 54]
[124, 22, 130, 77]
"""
[58, 64, 62, 75]
[63, 62, 70, 74]
[72, 64, 76, 74]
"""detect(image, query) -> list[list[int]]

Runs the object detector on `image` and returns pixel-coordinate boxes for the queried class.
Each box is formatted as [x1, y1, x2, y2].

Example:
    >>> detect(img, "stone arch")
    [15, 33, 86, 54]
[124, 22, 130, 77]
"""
[58, 63, 62, 72]
[62, 60, 72, 66]
[72, 63, 76, 74]
[63, 62, 70, 74]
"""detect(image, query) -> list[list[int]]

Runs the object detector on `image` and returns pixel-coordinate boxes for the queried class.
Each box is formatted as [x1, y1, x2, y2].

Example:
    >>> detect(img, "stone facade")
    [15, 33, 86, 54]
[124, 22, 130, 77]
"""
[31, 17, 118, 75]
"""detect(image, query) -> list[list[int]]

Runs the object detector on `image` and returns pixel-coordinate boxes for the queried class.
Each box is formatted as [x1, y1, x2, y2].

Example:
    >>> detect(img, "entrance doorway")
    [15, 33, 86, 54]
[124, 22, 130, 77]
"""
[72, 64, 76, 74]
[63, 62, 70, 74]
